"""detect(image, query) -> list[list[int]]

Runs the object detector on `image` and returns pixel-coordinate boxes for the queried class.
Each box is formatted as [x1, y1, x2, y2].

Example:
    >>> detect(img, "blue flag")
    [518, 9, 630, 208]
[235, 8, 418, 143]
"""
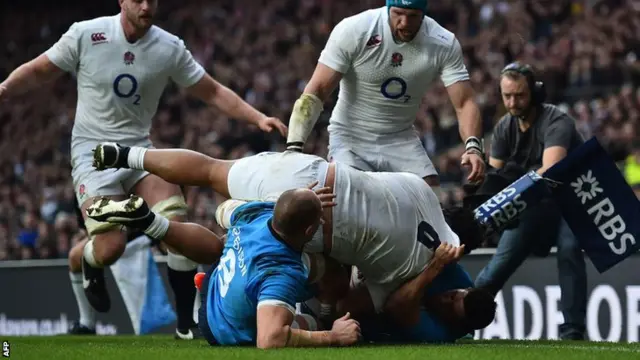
[543, 137, 640, 273]
[473, 171, 549, 237]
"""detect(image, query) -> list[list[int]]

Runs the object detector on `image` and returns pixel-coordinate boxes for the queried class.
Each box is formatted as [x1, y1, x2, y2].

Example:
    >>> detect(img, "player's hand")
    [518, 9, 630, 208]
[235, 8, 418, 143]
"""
[461, 151, 486, 183]
[306, 180, 337, 209]
[330, 312, 361, 346]
[433, 243, 466, 267]
[257, 116, 288, 137]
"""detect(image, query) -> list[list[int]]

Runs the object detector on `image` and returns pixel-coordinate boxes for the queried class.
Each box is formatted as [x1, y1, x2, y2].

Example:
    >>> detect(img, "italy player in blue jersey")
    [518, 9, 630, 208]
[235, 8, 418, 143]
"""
[356, 263, 495, 343]
[86, 186, 361, 348]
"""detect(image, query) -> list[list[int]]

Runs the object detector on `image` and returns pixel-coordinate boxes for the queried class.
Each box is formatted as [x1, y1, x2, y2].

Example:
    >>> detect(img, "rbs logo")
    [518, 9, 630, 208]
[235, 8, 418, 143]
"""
[474, 185, 527, 231]
[572, 170, 637, 255]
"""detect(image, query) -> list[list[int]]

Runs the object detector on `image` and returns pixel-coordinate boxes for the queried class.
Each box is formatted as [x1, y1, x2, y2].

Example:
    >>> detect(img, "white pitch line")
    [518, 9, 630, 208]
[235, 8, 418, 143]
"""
[468, 343, 640, 353]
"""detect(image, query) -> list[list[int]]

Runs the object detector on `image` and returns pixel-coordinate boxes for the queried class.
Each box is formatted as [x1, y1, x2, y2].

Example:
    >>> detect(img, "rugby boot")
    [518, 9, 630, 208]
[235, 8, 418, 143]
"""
[175, 324, 203, 340]
[68, 321, 96, 335]
[92, 142, 131, 170]
[82, 254, 111, 313]
[86, 195, 155, 231]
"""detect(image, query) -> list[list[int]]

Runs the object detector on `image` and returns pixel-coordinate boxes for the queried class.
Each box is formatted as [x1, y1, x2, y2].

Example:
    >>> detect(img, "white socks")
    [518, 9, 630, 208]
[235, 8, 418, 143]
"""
[127, 146, 147, 170]
[144, 213, 170, 240]
[69, 272, 97, 329]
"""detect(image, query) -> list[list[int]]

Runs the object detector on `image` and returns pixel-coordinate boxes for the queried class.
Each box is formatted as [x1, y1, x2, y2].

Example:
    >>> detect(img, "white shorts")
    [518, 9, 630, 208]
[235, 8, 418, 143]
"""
[227, 152, 329, 252]
[71, 139, 152, 206]
[328, 127, 437, 178]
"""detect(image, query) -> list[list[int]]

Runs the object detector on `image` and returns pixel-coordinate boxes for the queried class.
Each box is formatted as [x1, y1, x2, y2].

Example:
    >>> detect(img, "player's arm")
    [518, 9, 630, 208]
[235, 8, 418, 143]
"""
[186, 74, 286, 136]
[384, 244, 465, 327]
[256, 274, 360, 349]
[537, 116, 574, 174]
[441, 39, 484, 156]
[0, 23, 80, 99]
[171, 40, 286, 136]
[286, 19, 356, 151]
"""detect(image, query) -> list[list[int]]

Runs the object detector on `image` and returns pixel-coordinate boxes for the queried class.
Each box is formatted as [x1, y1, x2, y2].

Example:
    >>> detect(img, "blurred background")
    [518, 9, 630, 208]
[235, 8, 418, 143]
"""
[0, 0, 639, 260]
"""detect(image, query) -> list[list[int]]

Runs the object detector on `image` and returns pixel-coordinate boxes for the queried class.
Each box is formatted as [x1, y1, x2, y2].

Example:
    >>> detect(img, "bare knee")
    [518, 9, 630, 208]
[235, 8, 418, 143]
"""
[68, 239, 88, 273]
[92, 231, 127, 266]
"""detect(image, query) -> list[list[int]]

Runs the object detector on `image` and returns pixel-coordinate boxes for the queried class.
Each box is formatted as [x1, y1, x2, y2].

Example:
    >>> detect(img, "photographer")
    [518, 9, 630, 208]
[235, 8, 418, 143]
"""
[475, 62, 587, 340]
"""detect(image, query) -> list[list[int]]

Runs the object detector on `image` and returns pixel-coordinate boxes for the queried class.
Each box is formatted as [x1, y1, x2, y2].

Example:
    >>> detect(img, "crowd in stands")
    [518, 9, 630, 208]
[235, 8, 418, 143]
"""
[0, 0, 639, 260]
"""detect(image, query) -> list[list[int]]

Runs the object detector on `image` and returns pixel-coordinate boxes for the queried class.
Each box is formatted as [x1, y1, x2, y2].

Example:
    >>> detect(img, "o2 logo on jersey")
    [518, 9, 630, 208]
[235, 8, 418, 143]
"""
[380, 77, 411, 103]
[416, 221, 440, 249]
[113, 74, 141, 105]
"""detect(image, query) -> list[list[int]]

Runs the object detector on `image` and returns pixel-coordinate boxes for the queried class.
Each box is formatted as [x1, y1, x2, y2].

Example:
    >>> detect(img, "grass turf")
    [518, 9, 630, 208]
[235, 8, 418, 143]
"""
[4, 336, 640, 360]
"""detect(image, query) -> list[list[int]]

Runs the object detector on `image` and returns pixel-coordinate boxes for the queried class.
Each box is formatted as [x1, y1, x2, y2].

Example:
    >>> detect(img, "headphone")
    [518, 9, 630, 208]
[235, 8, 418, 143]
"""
[499, 62, 546, 106]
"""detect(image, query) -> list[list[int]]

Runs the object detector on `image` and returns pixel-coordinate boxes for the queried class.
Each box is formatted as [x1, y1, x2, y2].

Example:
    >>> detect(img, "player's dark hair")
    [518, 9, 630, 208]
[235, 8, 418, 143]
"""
[442, 205, 484, 252]
[461, 287, 497, 331]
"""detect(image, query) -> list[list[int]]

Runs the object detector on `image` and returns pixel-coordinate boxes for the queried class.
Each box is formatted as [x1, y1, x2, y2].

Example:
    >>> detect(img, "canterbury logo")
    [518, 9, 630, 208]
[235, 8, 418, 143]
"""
[91, 33, 107, 43]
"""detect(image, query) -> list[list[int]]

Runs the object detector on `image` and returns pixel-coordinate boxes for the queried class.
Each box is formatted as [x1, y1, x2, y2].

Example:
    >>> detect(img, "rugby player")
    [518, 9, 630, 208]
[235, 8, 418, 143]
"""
[331, 263, 495, 343]
[285, 0, 486, 188]
[87, 143, 492, 330]
[0, 0, 286, 339]
[86, 187, 361, 348]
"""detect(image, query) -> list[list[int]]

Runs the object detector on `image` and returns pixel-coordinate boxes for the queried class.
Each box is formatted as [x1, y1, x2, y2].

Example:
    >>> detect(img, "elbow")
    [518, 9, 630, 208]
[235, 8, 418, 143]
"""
[256, 327, 289, 349]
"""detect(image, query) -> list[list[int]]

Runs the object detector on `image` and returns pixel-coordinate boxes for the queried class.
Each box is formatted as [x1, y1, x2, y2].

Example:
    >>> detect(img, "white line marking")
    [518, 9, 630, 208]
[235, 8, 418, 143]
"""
[467, 343, 640, 353]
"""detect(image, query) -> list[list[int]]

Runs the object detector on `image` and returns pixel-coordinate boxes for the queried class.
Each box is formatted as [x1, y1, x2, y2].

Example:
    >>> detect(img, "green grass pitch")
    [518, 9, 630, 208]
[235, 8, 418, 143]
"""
[3, 336, 640, 360]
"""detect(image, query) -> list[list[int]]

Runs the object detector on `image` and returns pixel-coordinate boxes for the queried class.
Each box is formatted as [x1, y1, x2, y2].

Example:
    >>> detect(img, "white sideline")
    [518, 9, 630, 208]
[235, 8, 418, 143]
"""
[466, 343, 640, 353]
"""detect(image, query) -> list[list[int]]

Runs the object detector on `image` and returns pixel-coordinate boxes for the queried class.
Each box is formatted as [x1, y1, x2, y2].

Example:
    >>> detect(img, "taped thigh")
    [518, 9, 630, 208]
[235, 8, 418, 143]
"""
[151, 195, 188, 219]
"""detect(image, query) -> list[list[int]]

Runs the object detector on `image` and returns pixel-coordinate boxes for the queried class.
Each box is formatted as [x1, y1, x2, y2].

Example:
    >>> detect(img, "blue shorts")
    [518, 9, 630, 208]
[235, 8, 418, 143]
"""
[198, 265, 218, 346]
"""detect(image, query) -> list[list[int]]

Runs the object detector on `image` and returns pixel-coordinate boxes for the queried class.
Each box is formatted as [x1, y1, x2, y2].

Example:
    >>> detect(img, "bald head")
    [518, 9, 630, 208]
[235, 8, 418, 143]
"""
[272, 188, 323, 249]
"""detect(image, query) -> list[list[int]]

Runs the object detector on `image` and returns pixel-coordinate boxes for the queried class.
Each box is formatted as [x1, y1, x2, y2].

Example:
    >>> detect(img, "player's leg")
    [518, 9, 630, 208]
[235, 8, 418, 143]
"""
[130, 173, 211, 339]
[79, 194, 128, 313]
[73, 145, 132, 313]
[92, 143, 234, 197]
[85, 194, 225, 337]
[67, 235, 97, 335]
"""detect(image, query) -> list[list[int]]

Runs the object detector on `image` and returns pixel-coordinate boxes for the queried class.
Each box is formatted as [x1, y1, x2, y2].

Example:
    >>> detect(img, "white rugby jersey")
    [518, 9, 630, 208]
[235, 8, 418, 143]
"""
[45, 14, 205, 145]
[319, 7, 469, 135]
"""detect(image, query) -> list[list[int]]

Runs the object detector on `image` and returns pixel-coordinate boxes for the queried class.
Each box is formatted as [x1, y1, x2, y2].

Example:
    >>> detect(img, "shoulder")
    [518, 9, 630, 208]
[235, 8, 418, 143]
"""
[232, 202, 275, 225]
[493, 114, 513, 134]
[72, 15, 117, 31]
[422, 17, 457, 50]
[66, 15, 118, 42]
[540, 104, 576, 127]
[343, 7, 383, 30]
[148, 25, 190, 52]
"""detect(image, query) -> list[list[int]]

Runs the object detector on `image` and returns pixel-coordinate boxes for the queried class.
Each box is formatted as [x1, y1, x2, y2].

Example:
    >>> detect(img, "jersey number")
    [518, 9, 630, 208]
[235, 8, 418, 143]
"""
[113, 74, 141, 106]
[416, 221, 441, 249]
[380, 77, 411, 103]
[217, 249, 236, 298]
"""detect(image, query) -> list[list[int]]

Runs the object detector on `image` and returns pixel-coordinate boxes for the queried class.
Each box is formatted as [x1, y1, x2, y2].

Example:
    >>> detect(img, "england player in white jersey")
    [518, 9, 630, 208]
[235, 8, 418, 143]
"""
[0, 0, 286, 339]
[86, 142, 486, 328]
[285, 0, 486, 188]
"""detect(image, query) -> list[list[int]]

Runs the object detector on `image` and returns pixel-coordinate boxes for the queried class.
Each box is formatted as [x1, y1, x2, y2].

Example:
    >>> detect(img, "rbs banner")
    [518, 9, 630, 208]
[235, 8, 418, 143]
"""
[544, 137, 640, 273]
